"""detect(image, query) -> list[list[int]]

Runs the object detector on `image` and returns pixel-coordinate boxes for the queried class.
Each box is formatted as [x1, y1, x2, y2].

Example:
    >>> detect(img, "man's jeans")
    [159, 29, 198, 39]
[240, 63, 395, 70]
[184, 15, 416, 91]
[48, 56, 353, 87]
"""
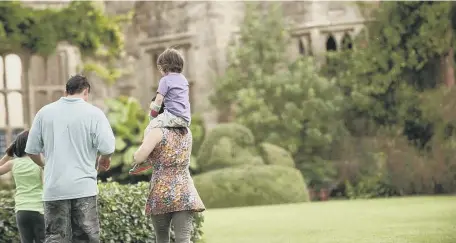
[44, 196, 99, 243]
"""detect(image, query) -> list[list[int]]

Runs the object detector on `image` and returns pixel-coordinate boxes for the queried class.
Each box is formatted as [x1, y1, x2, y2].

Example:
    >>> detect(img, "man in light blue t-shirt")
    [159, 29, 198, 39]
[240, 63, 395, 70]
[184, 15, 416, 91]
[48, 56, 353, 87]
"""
[25, 74, 115, 243]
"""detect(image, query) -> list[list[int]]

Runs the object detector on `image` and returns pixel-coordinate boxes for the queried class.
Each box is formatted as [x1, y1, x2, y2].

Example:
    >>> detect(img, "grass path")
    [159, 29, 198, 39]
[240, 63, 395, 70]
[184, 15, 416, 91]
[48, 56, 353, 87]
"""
[201, 196, 456, 243]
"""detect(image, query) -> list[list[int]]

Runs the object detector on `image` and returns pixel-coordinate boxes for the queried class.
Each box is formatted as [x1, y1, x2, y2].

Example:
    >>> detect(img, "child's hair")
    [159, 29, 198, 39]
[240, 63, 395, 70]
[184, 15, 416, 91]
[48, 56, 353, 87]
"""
[156, 48, 184, 73]
[6, 130, 29, 158]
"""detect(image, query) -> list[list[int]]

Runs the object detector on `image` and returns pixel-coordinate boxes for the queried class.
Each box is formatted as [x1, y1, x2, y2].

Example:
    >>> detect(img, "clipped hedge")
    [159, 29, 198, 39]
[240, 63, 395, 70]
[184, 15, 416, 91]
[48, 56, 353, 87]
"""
[0, 182, 204, 243]
[193, 165, 309, 208]
[197, 123, 263, 172]
[0, 190, 16, 240]
[259, 143, 295, 168]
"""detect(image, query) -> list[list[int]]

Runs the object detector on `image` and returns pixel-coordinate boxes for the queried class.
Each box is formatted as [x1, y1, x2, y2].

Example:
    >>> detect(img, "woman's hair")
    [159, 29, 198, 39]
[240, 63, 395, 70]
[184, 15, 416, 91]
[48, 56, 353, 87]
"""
[156, 48, 184, 74]
[5, 130, 29, 157]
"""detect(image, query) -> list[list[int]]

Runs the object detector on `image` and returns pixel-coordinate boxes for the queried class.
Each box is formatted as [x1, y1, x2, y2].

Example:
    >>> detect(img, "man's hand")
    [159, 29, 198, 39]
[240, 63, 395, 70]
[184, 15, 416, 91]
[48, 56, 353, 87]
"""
[97, 155, 111, 172]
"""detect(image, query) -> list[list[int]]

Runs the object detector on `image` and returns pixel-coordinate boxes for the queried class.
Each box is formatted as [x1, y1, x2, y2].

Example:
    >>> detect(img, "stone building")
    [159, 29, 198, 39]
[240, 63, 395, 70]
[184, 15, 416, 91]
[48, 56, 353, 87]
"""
[0, 1, 366, 155]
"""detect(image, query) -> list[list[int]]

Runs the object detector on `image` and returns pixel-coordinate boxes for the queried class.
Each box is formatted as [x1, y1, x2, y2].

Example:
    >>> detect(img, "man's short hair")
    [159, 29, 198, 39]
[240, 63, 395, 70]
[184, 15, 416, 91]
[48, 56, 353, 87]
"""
[66, 75, 90, 95]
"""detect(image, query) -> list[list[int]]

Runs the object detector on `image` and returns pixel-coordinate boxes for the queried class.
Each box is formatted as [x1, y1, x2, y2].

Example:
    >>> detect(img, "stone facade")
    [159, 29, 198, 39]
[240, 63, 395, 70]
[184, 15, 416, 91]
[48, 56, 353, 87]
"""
[0, 1, 366, 156]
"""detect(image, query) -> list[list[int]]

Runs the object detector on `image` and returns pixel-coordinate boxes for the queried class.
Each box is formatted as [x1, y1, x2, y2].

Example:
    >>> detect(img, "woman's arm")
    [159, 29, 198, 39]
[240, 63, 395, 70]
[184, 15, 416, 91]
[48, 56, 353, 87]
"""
[0, 160, 13, 175]
[133, 128, 164, 164]
[0, 154, 12, 167]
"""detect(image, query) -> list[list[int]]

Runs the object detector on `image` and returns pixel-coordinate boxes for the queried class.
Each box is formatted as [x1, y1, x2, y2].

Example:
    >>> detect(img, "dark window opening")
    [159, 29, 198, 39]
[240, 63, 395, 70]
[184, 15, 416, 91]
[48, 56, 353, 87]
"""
[326, 35, 337, 52]
[298, 39, 305, 55]
[341, 33, 353, 50]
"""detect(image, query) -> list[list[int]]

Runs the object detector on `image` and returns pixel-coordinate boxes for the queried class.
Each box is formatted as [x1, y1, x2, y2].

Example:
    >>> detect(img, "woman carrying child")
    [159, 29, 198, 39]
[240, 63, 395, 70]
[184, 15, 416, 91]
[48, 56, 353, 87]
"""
[130, 48, 192, 175]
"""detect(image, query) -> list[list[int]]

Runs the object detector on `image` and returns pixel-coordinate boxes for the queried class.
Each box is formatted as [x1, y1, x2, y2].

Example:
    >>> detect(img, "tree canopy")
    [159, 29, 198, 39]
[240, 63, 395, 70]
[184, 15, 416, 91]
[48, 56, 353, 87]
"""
[211, 3, 347, 186]
[323, 1, 456, 148]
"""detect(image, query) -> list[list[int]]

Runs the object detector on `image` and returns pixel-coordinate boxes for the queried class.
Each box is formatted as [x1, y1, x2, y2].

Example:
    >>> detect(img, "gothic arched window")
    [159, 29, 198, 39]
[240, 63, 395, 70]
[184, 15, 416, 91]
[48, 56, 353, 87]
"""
[326, 34, 337, 52]
[298, 39, 305, 55]
[341, 33, 353, 50]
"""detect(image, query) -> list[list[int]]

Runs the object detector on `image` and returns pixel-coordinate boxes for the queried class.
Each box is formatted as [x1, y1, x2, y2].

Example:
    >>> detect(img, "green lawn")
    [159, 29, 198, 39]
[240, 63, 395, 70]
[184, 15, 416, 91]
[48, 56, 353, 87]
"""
[201, 196, 456, 243]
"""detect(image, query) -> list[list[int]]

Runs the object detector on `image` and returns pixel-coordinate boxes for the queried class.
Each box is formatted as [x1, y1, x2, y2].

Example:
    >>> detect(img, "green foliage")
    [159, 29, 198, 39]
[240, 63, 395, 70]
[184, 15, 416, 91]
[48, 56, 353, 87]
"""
[0, 1, 123, 57]
[189, 155, 200, 175]
[335, 127, 456, 198]
[82, 60, 125, 86]
[317, 2, 456, 197]
[322, 2, 456, 147]
[0, 183, 204, 242]
[193, 165, 309, 208]
[102, 96, 150, 182]
[98, 182, 204, 242]
[211, 2, 347, 187]
[194, 123, 307, 207]
[343, 152, 392, 200]
[196, 123, 263, 173]
[259, 143, 295, 168]
[235, 58, 346, 154]
[189, 114, 206, 155]
[210, 2, 289, 113]
[0, 177, 13, 190]
[0, 190, 16, 241]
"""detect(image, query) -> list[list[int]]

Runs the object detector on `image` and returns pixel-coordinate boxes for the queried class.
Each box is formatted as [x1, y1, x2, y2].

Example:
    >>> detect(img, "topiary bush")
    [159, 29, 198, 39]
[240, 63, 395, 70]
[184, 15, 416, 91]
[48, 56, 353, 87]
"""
[196, 123, 263, 173]
[193, 165, 309, 208]
[259, 143, 295, 168]
[0, 182, 204, 243]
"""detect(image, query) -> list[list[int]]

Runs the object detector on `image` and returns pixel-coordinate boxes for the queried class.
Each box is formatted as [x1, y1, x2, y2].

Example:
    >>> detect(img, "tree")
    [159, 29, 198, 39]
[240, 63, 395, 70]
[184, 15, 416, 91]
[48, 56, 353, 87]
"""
[210, 2, 289, 121]
[323, 2, 456, 148]
[211, 3, 347, 186]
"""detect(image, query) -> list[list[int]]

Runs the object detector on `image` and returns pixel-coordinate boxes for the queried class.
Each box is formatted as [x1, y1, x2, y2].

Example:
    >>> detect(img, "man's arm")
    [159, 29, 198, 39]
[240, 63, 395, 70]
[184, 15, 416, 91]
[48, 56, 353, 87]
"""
[93, 111, 115, 171]
[25, 111, 44, 168]
[29, 154, 45, 168]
